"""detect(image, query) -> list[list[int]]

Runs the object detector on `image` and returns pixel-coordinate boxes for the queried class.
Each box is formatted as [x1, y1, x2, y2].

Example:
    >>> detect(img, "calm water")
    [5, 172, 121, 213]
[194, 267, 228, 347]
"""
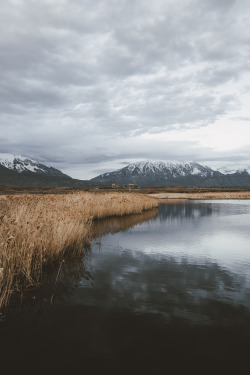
[1, 200, 250, 374]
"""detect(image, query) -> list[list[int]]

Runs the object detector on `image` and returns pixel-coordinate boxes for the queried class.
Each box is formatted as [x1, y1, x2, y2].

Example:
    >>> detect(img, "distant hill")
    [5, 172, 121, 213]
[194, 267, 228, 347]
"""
[90, 160, 250, 187]
[0, 153, 87, 188]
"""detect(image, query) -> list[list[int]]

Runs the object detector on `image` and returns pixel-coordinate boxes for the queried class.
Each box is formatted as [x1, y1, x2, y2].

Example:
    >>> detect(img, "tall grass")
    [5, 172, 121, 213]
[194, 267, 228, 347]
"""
[0, 192, 158, 311]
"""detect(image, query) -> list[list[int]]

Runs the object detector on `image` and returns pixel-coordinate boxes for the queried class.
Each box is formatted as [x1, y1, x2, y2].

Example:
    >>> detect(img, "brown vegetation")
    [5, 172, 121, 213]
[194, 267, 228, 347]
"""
[150, 191, 250, 199]
[0, 192, 158, 311]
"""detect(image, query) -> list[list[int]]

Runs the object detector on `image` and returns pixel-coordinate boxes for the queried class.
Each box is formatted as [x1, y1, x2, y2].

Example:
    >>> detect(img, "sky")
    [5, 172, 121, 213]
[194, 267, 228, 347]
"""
[1, 0, 250, 179]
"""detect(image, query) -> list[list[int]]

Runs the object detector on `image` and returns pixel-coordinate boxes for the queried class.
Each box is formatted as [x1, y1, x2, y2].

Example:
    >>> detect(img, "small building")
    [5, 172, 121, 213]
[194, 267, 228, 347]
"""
[128, 184, 138, 189]
[112, 184, 120, 189]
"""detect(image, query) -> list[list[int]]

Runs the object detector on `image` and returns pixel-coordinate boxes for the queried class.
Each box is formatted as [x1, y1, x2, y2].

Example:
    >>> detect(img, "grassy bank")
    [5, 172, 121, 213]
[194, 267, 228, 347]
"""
[150, 191, 250, 199]
[0, 192, 158, 311]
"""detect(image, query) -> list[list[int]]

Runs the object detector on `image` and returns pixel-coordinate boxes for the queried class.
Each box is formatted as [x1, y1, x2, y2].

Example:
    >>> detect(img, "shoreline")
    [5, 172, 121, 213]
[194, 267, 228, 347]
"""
[0, 192, 158, 312]
[149, 192, 250, 200]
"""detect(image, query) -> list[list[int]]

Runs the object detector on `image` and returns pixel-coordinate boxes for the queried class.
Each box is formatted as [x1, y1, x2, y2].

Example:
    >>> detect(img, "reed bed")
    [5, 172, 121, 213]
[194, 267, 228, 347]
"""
[150, 191, 250, 199]
[0, 192, 157, 310]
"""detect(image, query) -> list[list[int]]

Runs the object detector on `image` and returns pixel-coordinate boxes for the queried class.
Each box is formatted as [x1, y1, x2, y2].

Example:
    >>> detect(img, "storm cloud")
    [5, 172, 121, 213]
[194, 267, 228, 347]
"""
[1, 0, 250, 178]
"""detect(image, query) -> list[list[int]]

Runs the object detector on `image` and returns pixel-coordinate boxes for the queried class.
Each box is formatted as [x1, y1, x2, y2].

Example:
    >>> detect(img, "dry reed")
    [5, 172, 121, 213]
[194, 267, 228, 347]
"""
[0, 192, 157, 310]
[150, 191, 250, 200]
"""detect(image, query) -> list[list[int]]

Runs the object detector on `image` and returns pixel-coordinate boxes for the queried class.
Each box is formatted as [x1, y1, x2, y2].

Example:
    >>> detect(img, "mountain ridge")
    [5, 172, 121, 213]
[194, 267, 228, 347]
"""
[0, 153, 69, 177]
[0, 153, 88, 188]
[91, 160, 250, 187]
[1, 155, 250, 188]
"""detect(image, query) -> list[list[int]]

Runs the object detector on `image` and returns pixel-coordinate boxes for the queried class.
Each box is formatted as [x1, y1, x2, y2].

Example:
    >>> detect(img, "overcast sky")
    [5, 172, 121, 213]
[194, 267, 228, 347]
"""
[1, 0, 250, 179]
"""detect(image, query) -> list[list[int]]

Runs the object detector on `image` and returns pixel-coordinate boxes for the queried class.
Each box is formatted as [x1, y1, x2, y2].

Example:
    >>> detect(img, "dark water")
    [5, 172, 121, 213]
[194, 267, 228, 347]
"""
[1, 200, 250, 374]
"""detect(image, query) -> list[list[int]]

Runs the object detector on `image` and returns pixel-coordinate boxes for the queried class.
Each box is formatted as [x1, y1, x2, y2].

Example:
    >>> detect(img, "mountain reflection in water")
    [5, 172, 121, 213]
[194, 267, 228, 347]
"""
[1, 200, 250, 374]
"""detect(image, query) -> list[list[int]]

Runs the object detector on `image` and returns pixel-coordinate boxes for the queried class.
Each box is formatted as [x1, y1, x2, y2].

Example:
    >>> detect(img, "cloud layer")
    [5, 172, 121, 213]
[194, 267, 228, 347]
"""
[1, 0, 250, 178]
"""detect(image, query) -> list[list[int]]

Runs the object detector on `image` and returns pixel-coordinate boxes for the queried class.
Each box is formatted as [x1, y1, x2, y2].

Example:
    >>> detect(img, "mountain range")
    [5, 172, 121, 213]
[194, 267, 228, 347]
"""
[90, 160, 250, 187]
[1, 154, 250, 188]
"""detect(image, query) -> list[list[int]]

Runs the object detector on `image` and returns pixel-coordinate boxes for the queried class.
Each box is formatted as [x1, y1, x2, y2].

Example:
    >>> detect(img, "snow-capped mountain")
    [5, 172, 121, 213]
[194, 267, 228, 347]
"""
[125, 160, 214, 178]
[218, 165, 250, 175]
[0, 153, 89, 188]
[236, 167, 250, 174]
[2, 154, 250, 188]
[91, 160, 221, 187]
[217, 166, 239, 175]
[0, 153, 68, 177]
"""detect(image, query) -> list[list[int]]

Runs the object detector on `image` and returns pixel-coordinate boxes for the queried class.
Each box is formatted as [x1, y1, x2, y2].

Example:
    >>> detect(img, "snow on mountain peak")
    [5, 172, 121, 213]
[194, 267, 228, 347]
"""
[0, 153, 67, 177]
[217, 165, 250, 175]
[126, 160, 168, 174]
[0, 153, 45, 173]
[120, 160, 213, 178]
[0, 153, 36, 173]
[237, 167, 250, 174]
[90, 159, 217, 186]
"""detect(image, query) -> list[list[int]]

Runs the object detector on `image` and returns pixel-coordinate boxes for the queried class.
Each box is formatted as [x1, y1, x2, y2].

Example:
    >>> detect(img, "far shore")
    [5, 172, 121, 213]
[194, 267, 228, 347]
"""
[149, 192, 250, 200]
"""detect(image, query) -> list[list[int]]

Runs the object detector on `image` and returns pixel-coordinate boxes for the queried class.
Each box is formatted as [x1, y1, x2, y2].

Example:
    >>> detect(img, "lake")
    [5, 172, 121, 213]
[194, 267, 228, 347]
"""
[1, 199, 250, 374]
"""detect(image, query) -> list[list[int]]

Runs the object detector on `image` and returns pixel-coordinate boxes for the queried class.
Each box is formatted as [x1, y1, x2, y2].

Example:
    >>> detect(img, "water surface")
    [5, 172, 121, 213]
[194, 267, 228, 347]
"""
[1, 200, 250, 374]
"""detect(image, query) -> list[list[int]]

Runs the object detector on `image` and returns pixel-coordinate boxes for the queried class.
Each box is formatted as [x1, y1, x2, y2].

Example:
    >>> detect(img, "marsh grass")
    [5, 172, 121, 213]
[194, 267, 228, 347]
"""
[0, 192, 157, 311]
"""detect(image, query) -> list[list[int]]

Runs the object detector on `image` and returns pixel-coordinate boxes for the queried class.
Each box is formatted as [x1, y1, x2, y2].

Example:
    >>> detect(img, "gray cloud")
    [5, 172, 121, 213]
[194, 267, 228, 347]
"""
[1, 0, 250, 178]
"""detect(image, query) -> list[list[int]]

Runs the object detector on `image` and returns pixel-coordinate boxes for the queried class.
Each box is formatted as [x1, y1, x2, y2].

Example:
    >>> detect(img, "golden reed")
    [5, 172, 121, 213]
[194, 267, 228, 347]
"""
[0, 192, 158, 310]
